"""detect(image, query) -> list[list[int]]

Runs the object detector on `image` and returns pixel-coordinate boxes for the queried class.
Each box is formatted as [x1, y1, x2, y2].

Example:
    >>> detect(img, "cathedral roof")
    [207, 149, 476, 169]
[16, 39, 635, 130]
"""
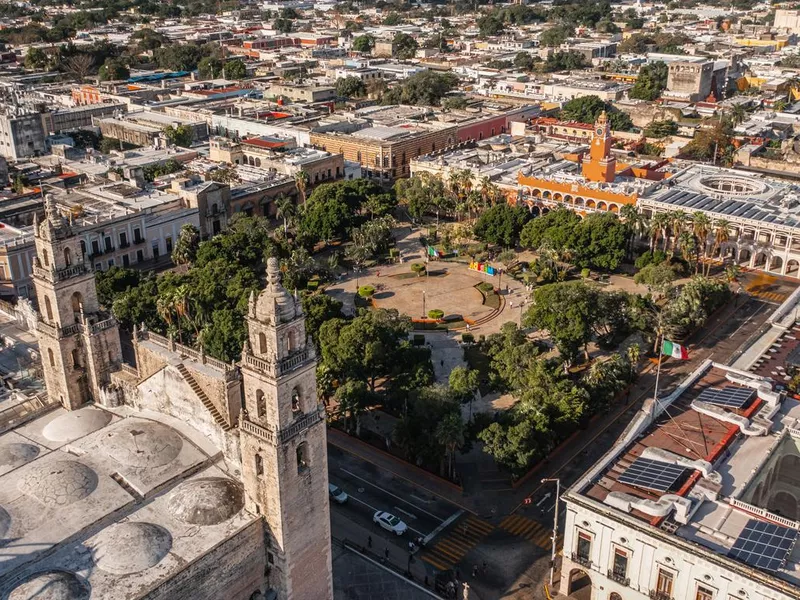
[253, 257, 298, 325]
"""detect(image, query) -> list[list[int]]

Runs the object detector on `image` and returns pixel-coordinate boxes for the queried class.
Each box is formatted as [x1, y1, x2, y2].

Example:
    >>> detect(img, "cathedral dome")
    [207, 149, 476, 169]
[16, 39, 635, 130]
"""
[100, 420, 183, 468]
[8, 571, 90, 600]
[0, 442, 40, 470]
[253, 257, 297, 324]
[42, 408, 112, 443]
[18, 460, 98, 507]
[168, 477, 244, 526]
[91, 522, 172, 574]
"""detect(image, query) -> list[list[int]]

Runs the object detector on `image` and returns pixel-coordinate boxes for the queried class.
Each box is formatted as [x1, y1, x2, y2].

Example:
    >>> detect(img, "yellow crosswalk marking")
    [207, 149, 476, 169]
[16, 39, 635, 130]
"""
[499, 514, 557, 549]
[420, 515, 495, 572]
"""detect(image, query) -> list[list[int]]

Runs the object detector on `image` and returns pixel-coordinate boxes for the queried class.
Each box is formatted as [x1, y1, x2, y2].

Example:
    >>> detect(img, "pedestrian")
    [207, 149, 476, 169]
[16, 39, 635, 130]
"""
[385, 547, 390, 560]
[377, 270, 381, 277]
[440, 359, 444, 367]
[482, 560, 488, 574]
[368, 535, 372, 549]
[472, 565, 478, 578]
[510, 301, 514, 308]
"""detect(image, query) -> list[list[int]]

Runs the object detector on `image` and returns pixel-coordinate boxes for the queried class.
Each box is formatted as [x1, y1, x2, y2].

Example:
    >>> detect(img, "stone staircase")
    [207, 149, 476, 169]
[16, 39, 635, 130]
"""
[175, 363, 231, 431]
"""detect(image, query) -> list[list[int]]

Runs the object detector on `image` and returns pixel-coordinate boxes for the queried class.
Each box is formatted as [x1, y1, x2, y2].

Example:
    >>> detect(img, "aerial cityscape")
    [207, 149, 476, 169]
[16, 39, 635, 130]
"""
[2, 0, 800, 599]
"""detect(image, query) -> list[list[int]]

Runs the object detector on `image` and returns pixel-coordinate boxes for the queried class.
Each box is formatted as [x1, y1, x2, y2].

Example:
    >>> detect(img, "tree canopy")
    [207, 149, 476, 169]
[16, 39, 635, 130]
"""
[382, 71, 460, 106]
[629, 61, 668, 101]
[473, 204, 532, 247]
[560, 95, 633, 131]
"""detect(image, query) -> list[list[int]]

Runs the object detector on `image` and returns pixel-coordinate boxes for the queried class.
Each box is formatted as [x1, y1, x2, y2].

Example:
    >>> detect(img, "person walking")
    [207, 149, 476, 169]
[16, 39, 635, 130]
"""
[368, 535, 372, 549]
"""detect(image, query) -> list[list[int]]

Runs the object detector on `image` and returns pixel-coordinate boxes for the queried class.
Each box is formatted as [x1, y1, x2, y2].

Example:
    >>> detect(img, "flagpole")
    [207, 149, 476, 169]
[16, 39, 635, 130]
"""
[652, 332, 664, 421]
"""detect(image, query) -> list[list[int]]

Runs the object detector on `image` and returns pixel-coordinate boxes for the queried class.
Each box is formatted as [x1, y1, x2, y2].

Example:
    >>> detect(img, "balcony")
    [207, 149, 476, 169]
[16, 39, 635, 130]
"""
[133, 237, 145, 245]
[279, 409, 323, 444]
[649, 591, 674, 600]
[571, 553, 592, 569]
[119, 241, 130, 249]
[607, 570, 629, 587]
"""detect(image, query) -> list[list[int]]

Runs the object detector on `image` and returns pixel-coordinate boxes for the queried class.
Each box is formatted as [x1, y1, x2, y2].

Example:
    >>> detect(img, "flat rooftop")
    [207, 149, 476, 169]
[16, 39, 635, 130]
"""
[573, 355, 800, 590]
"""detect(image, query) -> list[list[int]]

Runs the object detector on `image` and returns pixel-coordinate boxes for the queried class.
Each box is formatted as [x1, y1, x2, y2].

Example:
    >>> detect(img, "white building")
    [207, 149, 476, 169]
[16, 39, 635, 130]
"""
[561, 298, 800, 600]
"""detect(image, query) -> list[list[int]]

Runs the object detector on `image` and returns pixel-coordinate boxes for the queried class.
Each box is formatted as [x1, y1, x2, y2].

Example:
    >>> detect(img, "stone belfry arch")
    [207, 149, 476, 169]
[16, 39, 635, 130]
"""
[238, 257, 333, 600]
[31, 196, 122, 410]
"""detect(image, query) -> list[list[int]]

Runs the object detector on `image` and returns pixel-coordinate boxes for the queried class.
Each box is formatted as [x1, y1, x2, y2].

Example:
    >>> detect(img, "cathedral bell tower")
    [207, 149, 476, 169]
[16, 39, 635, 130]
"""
[582, 111, 617, 183]
[32, 196, 123, 410]
[239, 257, 333, 600]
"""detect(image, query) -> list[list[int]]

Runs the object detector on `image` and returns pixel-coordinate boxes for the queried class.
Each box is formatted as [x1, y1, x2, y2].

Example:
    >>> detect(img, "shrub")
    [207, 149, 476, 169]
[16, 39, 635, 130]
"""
[462, 333, 475, 344]
[358, 285, 376, 297]
[477, 282, 494, 293]
[428, 309, 445, 320]
[306, 280, 320, 291]
[581, 268, 590, 279]
[411, 263, 426, 277]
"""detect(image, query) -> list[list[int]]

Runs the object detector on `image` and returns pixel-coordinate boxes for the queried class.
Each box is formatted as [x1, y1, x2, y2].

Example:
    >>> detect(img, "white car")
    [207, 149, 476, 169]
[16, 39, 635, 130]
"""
[373, 511, 407, 536]
[328, 484, 348, 504]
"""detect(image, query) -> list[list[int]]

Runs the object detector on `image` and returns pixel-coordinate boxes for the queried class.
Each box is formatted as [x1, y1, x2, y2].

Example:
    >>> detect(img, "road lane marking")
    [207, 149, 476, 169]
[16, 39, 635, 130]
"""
[340, 467, 445, 522]
[346, 494, 427, 538]
[422, 509, 463, 545]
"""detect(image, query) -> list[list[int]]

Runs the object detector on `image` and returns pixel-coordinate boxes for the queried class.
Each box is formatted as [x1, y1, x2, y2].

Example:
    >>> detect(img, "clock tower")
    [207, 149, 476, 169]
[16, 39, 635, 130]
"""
[582, 111, 617, 183]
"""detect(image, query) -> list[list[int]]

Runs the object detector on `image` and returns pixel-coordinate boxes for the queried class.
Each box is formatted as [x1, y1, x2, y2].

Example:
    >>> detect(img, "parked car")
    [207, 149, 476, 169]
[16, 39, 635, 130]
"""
[328, 484, 348, 504]
[373, 511, 407, 535]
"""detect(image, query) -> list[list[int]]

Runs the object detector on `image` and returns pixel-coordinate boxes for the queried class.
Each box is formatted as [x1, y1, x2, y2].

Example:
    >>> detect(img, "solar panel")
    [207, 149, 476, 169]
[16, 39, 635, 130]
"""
[728, 519, 799, 573]
[696, 386, 755, 409]
[617, 457, 689, 493]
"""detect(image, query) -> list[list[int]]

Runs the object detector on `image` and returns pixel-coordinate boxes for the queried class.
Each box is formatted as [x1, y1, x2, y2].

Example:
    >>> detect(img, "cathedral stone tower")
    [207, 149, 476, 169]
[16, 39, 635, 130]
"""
[239, 258, 334, 600]
[32, 196, 122, 410]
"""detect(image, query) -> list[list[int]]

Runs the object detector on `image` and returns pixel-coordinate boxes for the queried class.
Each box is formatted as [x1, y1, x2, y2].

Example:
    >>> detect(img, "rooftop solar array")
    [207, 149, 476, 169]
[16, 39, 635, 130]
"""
[728, 519, 799, 573]
[695, 386, 755, 409]
[617, 457, 689, 493]
[652, 189, 800, 229]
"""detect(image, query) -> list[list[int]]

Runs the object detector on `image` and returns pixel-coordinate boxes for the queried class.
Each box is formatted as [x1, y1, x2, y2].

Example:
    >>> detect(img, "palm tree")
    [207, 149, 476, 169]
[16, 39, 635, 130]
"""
[725, 263, 741, 284]
[620, 204, 644, 256]
[678, 231, 696, 270]
[275, 194, 296, 235]
[294, 170, 310, 205]
[479, 176, 492, 206]
[649, 212, 670, 252]
[728, 103, 747, 126]
[692, 211, 711, 260]
[707, 218, 731, 275]
[435, 412, 463, 480]
[156, 294, 174, 331]
[667, 211, 688, 254]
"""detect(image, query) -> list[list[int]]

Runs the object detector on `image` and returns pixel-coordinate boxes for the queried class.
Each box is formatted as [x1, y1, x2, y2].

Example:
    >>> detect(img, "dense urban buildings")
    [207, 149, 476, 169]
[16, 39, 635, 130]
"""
[4, 0, 800, 599]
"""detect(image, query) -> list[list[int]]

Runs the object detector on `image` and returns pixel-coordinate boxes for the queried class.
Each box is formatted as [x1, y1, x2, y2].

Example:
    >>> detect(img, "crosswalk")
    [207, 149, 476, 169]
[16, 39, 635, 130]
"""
[747, 289, 788, 303]
[498, 514, 562, 550]
[420, 515, 494, 572]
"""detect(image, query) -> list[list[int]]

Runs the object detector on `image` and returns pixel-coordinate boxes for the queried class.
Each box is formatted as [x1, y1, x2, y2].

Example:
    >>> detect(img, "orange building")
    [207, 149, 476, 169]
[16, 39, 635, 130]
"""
[517, 113, 669, 215]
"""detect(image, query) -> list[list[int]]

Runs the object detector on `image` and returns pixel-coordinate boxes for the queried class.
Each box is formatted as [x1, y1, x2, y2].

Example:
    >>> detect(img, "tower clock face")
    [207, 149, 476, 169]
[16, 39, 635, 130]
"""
[596, 127, 605, 136]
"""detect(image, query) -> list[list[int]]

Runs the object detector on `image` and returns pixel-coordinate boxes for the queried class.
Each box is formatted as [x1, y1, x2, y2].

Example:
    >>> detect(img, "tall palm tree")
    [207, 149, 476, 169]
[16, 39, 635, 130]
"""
[275, 194, 296, 235]
[678, 231, 696, 271]
[479, 176, 492, 206]
[649, 212, 671, 252]
[294, 170, 310, 205]
[728, 103, 747, 126]
[436, 412, 463, 480]
[692, 211, 711, 260]
[668, 211, 688, 254]
[707, 218, 731, 275]
[620, 204, 644, 256]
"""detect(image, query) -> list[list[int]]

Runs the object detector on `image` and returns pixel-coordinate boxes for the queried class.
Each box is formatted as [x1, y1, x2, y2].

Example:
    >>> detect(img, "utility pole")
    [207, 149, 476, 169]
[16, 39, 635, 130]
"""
[541, 478, 561, 587]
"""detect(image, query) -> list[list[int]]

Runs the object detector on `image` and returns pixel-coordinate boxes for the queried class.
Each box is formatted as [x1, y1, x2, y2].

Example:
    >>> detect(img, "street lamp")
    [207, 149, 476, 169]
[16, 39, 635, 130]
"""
[422, 290, 426, 318]
[541, 478, 561, 587]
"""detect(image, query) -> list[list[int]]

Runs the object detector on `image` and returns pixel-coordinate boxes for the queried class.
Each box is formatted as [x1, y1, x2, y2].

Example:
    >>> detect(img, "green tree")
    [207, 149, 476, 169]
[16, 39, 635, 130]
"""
[335, 75, 367, 98]
[198, 57, 222, 79]
[96, 267, 142, 308]
[449, 366, 480, 404]
[542, 51, 588, 73]
[352, 34, 375, 53]
[560, 95, 633, 130]
[634, 262, 678, 297]
[393, 32, 419, 59]
[273, 18, 293, 33]
[97, 58, 129, 81]
[163, 124, 194, 147]
[224, 59, 247, 80]
[381, 71, 460, 106]
[539, 24, 572, 47]
[513, 51, 535, 71]
[477, 15, 504, 37]
[473, 204, 531, 247]
[644, 119, 679, 138]
[201, 308, 246, 363]
[629, 61, 668, 101]
[302, 293, 344, 351]
[436, 411, 464, 479]
[24, 47, 50, 70]
[172, 224, 200, 266]
[570, 212, 630, 270]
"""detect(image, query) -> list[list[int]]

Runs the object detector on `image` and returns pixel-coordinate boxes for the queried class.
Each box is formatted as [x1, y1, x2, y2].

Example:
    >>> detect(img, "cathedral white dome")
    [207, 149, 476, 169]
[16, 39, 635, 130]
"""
[168, 477, 244, 526]
[91, 522, 172, 574]
[18, 460, 98, 507]
[8, 571, 90, 600]
[100, 420, 183, 468]
[42, 408, 111, 443]
[0, 442, 40, 470]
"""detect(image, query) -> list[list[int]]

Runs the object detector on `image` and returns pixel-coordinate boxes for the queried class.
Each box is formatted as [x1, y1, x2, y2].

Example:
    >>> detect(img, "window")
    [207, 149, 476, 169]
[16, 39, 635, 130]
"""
[258, 332, 267, 354]
[133, 228, 142, 243]
[165, 236, 173, 253]
[63, 247, 72, 267]
[119, 231, 128, 247]
[71, 348, 81, 369]
[256, 390, 266, 418]
[80, 240, 86, 255]
[91, 240, 100, 256]
[136, 249, 144, 262]
[696, 586, 714, 600]
[255, 454, 263, 476]
[296, 442, 309, 473]
[576, 532, 592, 561]
[656, 569, 674, 595]
[44, 296, 53, 322]
[612, 548, 628, 580]
[48, 348, 55, 366]
[122, 254, 129, 267]
[104, 236, 112, 252]
[152, 242, 160, 259]
[292, 388, 301, 413]
[42, 249, 49, 267]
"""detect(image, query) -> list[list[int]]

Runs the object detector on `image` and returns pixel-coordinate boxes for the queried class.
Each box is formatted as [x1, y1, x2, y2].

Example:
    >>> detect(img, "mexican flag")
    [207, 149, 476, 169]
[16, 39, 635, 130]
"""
[662, 340, 689, 360]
